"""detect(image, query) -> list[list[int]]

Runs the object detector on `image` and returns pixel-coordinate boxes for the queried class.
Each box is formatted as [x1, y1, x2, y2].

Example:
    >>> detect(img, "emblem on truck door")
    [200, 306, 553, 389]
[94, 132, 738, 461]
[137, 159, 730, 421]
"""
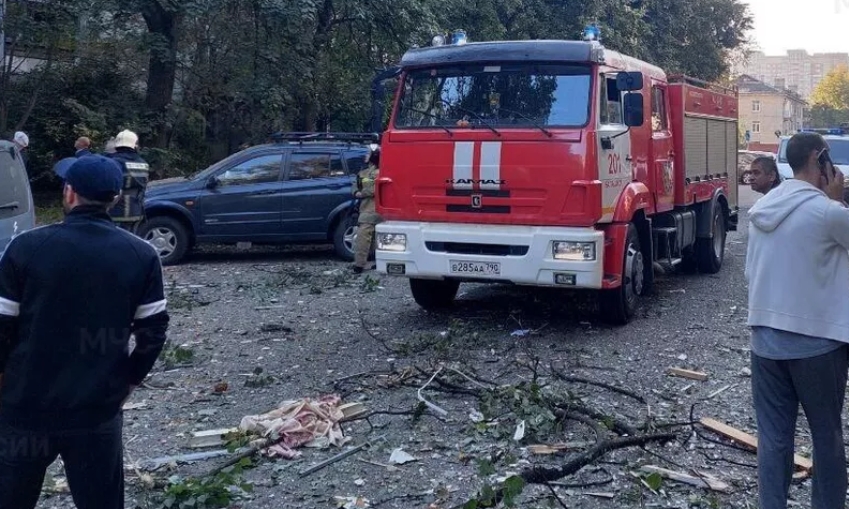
[471, 194, 482, 208]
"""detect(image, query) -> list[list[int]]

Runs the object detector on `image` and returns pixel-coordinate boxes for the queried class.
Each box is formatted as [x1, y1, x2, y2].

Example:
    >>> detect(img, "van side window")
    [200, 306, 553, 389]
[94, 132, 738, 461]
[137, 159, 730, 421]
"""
[598, 75, 623, 125]
[651, 86, 669, 132]
[0, 149, 32, 221]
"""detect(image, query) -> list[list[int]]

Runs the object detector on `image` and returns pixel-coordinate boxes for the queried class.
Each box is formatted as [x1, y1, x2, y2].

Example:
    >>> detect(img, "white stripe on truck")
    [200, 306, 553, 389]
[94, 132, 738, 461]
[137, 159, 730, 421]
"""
[452, 142, 474, 189]
[479, 142, 502, 190]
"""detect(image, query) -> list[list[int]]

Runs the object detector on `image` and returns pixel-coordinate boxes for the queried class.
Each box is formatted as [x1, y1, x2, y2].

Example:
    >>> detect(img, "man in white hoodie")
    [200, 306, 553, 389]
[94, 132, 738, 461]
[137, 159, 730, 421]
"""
[746, 131, 849, 509]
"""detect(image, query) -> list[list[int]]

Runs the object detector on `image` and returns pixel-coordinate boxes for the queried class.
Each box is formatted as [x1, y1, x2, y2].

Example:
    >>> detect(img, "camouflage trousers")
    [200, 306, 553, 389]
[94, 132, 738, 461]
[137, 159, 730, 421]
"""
[354, 223, 376, 268]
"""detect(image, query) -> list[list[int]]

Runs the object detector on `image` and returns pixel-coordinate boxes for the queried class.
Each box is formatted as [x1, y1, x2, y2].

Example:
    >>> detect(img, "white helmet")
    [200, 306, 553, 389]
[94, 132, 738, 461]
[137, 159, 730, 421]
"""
[114, 130, 139, 149]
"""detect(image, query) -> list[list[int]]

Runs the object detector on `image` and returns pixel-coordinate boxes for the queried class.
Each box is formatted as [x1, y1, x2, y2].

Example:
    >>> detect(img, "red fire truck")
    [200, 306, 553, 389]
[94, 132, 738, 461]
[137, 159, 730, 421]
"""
[373, 30, 739, 323]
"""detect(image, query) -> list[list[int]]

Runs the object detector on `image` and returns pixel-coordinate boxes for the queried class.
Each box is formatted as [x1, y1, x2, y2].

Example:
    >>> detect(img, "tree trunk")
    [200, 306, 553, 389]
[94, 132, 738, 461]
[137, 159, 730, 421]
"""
[140, 0, 181, 148]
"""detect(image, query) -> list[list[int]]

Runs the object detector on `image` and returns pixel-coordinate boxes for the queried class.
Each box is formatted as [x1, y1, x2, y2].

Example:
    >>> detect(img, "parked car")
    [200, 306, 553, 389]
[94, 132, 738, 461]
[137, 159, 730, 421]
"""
[0, 140, 36, 255]
[138, 133, 375, 265]
[737, 150, 775, 185]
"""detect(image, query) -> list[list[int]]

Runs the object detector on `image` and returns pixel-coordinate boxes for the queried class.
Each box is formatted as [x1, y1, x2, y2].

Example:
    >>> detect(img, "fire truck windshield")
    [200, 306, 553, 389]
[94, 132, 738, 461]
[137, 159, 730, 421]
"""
[394, 64, 591, 130]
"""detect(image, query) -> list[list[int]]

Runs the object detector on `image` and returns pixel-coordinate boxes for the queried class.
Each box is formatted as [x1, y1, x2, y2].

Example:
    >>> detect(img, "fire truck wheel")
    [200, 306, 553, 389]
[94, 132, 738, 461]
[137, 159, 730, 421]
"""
[696, 205, 726, 274]
[600, 224, 643, 324]
[410, 278, 460, 310]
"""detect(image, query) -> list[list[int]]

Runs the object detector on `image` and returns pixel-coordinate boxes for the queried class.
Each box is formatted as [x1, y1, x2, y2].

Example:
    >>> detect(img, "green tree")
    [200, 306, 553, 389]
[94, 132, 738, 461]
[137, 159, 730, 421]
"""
[809, 66, 849, 127]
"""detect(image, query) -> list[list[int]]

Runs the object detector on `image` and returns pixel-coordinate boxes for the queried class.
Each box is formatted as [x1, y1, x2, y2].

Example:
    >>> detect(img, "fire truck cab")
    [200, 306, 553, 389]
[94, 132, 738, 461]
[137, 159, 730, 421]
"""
[374, 31, 738, 324]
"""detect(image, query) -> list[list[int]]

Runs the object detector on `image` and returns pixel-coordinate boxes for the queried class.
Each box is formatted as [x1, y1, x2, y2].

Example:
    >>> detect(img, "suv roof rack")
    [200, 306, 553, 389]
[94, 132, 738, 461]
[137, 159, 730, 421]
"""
[268, 132, 379, 145]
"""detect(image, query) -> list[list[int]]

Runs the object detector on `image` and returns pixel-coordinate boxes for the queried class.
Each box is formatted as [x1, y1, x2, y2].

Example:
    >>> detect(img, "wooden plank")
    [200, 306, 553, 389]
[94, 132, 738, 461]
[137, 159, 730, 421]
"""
[528, 442, 594, 455]
[640, 465, 731, 493]
[700, 417, 813, 472]
[667, 368, 708, 381]
[339, 402, 368, 421]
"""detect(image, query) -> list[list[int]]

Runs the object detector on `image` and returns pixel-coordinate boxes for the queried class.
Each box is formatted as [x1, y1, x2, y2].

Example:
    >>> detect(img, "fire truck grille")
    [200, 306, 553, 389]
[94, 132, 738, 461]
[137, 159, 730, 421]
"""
[425, 242, 529, 257]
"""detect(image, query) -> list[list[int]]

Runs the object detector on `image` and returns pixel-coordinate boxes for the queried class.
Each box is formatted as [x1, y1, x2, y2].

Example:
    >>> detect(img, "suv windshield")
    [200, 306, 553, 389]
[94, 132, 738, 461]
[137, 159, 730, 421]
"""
[0, 147, 31, 221]
[395, 63, 592, 129]
[778, 137, 849, 165]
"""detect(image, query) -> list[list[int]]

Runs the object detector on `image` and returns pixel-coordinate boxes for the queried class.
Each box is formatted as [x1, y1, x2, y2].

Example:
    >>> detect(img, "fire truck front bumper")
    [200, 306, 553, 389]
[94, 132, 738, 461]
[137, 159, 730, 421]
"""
[374, 222, 605, 289]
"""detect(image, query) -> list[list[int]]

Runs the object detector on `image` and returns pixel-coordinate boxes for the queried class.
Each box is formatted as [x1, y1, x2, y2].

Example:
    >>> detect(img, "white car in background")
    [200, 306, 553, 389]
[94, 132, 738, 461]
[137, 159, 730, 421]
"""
[777, 131, 849, 197]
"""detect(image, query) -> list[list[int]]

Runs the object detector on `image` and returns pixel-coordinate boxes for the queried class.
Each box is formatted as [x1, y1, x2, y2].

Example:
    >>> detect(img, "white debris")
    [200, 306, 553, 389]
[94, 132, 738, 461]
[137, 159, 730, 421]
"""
[513, 420, 526, 441]
[388, 448, 417, 465]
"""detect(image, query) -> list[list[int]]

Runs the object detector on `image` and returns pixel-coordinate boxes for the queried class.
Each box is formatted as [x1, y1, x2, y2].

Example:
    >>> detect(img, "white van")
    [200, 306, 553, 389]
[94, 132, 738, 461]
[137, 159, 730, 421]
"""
[0, 140, 36, 255]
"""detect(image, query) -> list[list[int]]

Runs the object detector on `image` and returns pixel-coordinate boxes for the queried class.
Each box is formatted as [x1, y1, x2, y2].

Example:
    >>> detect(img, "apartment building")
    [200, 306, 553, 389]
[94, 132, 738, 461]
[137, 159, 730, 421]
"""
[735, 75, 807, 152]
[734, 50, 849, 100]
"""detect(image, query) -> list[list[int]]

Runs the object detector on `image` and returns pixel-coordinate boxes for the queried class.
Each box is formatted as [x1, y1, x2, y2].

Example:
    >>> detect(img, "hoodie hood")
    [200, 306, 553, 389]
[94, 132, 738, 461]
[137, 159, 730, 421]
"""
[748, 179, 825, 233]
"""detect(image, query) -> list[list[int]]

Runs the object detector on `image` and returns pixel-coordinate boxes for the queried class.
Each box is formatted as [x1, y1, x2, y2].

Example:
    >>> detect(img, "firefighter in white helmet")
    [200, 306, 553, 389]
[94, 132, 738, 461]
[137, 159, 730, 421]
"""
[107, 130, 150, 232]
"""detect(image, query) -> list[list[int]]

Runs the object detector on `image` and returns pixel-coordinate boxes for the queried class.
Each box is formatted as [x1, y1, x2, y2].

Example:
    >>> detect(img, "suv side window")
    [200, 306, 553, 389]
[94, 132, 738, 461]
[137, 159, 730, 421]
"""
[345, 151, 368, 174]
[217, 154, 283, 185]
[288, 152, 344, 180]
[0, 148, 32, 221]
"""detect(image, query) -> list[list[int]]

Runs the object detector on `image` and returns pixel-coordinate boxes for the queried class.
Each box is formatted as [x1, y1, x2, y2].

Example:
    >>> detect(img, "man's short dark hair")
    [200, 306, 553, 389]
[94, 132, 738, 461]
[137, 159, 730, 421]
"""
[752, 156, 781, 188]
[76, 195, 115, 209]
[786, 132, 826, 174]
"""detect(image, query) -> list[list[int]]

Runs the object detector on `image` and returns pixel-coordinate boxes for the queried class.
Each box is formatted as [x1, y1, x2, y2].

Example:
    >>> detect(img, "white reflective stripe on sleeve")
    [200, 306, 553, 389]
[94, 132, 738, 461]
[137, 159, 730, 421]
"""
[134, 299, 167, 320]
[0, 296, 20, 317]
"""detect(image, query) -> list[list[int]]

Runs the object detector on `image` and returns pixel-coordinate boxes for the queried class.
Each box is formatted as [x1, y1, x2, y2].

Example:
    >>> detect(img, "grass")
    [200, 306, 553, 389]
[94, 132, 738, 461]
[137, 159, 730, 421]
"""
[33, 193, 63, 226]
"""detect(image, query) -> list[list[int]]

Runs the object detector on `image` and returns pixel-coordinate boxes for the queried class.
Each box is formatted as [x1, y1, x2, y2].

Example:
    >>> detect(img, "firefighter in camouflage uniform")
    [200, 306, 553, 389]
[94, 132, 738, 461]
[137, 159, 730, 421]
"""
[352, 147, 382, 273]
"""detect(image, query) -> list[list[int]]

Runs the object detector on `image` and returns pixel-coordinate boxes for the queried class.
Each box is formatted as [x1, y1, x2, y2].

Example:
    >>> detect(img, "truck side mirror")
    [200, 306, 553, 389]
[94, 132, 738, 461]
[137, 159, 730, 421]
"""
[616, 71, 644, 92]
[623, 93, 645, 127]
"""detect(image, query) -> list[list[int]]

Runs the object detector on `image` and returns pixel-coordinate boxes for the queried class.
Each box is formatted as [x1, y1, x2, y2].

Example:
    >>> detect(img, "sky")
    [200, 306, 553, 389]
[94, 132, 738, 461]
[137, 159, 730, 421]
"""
[743, 0, 849, 54]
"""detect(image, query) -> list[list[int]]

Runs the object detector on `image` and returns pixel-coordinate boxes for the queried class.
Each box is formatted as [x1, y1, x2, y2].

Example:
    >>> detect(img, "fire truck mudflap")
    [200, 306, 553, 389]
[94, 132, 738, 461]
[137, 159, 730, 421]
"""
[376, 221, 605, 287]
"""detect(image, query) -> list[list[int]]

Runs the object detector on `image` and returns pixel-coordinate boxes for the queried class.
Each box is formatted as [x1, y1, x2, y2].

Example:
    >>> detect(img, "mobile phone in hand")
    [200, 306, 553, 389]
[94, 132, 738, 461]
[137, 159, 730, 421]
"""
[818, 148, 837, 179]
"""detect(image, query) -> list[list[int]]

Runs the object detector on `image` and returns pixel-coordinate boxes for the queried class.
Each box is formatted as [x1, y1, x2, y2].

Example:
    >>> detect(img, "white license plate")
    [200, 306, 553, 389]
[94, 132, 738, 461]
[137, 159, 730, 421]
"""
[449, 260, 501, 276]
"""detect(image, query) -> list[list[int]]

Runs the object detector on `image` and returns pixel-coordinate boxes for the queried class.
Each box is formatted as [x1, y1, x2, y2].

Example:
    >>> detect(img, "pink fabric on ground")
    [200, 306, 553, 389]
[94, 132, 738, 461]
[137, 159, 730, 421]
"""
[238, 394, 351, 459]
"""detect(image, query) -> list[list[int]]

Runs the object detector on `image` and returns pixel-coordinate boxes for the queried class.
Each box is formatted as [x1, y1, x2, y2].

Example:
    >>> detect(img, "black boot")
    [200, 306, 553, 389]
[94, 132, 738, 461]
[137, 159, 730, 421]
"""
[351, 265, 364, 274]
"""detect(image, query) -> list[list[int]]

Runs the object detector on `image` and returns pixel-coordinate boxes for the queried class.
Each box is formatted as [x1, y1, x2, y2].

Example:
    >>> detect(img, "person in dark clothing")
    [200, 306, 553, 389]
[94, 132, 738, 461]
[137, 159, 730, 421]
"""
[0, 155, 169, 509]
[107, 130, 150, 232]
[74, 136, 92, 157]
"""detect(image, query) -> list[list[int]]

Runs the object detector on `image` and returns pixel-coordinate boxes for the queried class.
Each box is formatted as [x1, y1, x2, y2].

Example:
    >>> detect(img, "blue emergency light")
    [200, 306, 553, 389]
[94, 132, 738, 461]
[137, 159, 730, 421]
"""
[800, 127, 847, 135]
[583, 24, 601, 42]
[431, 30, 469, 46]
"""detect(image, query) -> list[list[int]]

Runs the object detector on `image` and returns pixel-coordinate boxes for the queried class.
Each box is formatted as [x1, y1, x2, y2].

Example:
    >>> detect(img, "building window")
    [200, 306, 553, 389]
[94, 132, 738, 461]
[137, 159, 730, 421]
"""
[752, 100, 761, 112]
[752, 121, 761, 134]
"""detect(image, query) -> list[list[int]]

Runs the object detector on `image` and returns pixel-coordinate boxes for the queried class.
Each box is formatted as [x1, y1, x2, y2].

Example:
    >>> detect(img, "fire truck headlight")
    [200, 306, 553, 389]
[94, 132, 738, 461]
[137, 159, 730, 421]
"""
[377, 233, 407, 252]
[553, 241, 596, 261]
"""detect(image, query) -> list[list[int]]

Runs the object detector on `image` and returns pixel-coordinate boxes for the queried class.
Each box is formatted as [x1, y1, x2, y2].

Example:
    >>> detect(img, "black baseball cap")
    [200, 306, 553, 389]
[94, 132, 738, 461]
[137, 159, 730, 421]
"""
[64, 155, 123, 202]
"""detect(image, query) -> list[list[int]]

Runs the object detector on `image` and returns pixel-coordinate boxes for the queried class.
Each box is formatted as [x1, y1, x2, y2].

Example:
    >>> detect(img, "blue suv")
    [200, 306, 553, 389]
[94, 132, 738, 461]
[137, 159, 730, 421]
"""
[138, 133, 374, 265]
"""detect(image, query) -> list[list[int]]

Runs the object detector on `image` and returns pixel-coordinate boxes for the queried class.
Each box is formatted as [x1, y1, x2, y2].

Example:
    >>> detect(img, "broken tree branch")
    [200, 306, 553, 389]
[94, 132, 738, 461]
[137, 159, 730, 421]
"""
[522, 433, 677, 484]
[551, 368, 647, 404]
[453, 433, 676, 509]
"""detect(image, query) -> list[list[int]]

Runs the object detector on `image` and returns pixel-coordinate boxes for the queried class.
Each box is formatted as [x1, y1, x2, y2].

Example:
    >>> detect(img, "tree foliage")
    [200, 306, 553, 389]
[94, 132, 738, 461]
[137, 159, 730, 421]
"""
[1, 0, 752, 182]
[810, 65, 849, 127]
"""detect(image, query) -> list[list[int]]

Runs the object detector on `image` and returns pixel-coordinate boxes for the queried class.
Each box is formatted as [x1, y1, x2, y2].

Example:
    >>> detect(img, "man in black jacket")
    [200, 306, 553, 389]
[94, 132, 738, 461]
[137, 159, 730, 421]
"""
[0, 155, 169, 509]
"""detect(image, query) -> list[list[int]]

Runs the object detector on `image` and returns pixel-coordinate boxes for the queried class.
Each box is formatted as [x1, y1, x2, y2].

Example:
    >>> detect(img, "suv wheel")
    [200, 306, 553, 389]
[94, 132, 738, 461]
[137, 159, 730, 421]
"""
[333, 215, 357, 261]
[139, 216, 190, 266]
